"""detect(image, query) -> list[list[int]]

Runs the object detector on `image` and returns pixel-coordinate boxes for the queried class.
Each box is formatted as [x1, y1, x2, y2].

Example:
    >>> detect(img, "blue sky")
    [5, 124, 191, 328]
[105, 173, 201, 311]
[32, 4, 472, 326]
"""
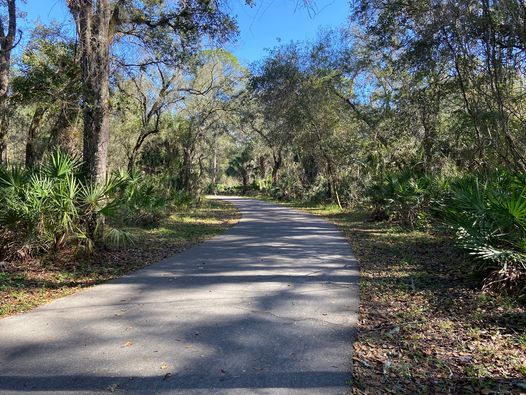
[19, 0, 349, 64]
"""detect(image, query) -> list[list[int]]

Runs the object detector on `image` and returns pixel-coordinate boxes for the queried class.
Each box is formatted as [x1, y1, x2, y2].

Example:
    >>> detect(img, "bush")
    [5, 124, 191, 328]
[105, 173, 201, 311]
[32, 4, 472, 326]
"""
[0, 151, 130, 258]
[115, 171, 167, 227]
[0, 153, 202, 260]
[113, 171, 198, 227]
[271, 169, 306, 201]
[443, 173, 526, 294]
[367, 170, 447, 227]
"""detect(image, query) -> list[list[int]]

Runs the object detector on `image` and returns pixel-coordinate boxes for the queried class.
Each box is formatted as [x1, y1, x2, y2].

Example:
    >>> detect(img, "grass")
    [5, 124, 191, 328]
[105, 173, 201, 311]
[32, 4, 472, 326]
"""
[260, 198, 526, 393]
[0, 198, 239, 317]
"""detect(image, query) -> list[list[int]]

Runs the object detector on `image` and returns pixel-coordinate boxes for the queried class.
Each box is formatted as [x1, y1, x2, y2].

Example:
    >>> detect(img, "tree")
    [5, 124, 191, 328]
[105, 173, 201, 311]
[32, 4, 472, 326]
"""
[66, 0, 244, 182]
[227, 146, 254, 194]
[174, 51, 242, 192]
[245, 44, 305, 185]
[12, 26, 82, 166]
[350, 0, 526, 173]
[0, 0, 19, 163]
[116, 65, 183, 172]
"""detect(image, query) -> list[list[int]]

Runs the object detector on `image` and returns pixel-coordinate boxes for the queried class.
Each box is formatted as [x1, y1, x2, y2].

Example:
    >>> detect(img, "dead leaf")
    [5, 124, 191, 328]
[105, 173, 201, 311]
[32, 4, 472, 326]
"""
[106, 384, 119, 392]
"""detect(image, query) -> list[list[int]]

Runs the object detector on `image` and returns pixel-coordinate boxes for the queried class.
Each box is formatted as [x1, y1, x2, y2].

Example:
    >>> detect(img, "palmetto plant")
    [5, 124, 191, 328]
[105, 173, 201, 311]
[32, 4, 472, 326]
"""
[0, 150, 132, 258]
[443, 174, 526, 294]
[368, 170, 437, 227]
[115, 171, 169, 226]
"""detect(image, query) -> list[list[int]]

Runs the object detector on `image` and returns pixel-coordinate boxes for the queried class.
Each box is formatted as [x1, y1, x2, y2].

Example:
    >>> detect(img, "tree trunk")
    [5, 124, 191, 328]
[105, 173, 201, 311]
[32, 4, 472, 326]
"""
[271, 151, 282, 185]
[242, 173, 248, 195]
[212, 145, 218, 185]
[25, 106, 46, 167]
[48, 103, 81, 155]
[0, 0, 17, 164]
[326, 161, 342, 209]
[419, 100, 438, 172]
[68, 0, 114, 182]
[0, 84, 8, 164]
[259, 155, 266, 178]
[127, 135, 145, 173]
[178, 147, 192, 192]
[326, 163, 332, 200]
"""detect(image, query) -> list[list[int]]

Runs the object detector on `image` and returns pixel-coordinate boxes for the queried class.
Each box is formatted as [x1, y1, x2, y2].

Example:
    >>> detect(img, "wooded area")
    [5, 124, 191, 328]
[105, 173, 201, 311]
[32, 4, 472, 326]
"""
[0, 0, 525, 392]
[6, 0, 520, 287]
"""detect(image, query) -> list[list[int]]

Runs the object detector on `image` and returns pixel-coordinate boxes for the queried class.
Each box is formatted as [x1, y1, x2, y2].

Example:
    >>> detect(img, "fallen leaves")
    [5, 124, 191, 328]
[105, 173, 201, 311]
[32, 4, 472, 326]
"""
[297, 204, 526, 394]
[106, 384, 119, 392]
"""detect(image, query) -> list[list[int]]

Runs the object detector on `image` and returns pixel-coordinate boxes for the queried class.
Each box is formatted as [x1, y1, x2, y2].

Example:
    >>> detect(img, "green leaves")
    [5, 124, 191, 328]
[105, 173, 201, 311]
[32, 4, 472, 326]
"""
[0, 150, 133, 256]
[42, 150, 82, 179]
[0, 166, 28, 190]
[103, 228, 134, 249]
[368, 169, 440, 227]
[443, 174, 526, 292]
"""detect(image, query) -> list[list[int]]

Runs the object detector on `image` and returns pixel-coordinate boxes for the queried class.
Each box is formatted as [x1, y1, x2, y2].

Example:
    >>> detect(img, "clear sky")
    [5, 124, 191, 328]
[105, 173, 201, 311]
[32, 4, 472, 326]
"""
[19, 0, 349, 65]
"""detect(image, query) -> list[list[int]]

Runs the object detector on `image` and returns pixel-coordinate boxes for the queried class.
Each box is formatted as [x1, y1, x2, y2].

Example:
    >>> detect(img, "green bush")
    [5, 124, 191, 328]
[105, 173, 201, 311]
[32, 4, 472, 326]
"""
[0, 153, 202, 259]
[367, 170, 447, 227]
[0, 151, 130, 258]
[115, 171, 167, 227]
[113, 171, 197, 226]
[443, 173, 526, 294]
[271, 170, 306, 201]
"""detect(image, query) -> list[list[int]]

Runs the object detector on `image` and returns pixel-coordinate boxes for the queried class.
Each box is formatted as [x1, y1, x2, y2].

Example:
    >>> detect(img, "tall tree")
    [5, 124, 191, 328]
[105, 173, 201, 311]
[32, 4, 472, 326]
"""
[66, 0, 113, 181]
[12, 26, 82, 166]
[246, 44, 305, 185]
[351, 0, 526, 172]
[66, 0, 243, 181]
[0, 0, 18, 163]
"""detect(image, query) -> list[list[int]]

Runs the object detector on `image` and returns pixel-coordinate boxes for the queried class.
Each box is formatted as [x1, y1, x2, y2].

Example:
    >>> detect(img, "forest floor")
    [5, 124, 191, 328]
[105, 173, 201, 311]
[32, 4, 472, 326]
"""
[0, 199, 239, 318]
[260, 198, 526, 394]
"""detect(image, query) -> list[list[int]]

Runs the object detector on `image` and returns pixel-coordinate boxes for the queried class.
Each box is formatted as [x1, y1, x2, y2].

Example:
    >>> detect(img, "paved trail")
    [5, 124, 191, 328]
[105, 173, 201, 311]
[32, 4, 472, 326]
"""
[0, 197, 359, 394]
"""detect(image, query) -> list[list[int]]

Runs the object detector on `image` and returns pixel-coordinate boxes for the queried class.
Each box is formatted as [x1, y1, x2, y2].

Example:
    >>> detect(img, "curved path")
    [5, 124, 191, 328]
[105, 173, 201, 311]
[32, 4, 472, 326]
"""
[0, 197, 359, 394]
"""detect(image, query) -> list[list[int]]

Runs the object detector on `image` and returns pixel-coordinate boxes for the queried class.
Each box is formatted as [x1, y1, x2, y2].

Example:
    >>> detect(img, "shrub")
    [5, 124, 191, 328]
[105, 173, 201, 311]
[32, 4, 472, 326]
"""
[367, 170, 445, 227]
[443, 173, 526, 294]
[0, 151, 130, 258]
[113, 171, 199, 226]
[271, 169, 306, 201]
[115, 171, 167, 226]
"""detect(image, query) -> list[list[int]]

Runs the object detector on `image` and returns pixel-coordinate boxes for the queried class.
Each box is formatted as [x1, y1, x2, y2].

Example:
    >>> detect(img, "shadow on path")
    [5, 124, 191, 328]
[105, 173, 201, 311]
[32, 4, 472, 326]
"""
[0, 197, 359, 394]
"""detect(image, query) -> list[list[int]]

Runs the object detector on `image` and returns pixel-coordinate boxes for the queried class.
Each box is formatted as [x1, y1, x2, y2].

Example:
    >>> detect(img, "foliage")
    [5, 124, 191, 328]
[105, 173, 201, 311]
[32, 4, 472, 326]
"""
[443, 174, 526, 294]
[367, 170, 448, 228]
[226, 146, 255, 194]
[10, 26, 82, 165]
[0, 151, 129, 258]
[114, 171, 196, 227]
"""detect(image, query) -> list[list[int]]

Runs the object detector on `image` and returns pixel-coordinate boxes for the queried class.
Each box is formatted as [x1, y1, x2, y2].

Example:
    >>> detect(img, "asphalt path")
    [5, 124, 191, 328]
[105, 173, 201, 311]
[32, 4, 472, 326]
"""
[0, 197, 359, 394]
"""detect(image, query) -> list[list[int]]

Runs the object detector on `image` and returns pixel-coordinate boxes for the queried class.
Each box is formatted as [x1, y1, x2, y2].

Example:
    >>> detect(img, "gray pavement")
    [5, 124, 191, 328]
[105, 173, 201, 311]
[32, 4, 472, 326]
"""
[0, 197, 359, 394]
